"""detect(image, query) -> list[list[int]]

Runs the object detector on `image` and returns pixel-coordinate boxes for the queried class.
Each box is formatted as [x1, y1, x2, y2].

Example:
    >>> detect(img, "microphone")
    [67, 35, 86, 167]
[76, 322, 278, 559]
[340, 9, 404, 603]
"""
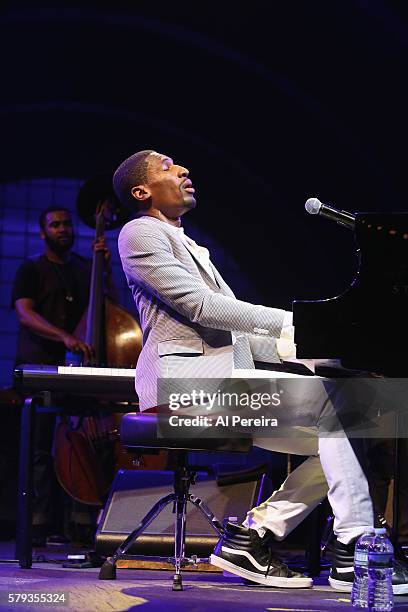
[305, 197, 355, 230]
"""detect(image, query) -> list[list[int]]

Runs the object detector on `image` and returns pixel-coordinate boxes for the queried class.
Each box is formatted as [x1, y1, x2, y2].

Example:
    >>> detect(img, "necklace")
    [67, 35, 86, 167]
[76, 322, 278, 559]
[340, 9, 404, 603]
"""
[51, 261, 75, 303]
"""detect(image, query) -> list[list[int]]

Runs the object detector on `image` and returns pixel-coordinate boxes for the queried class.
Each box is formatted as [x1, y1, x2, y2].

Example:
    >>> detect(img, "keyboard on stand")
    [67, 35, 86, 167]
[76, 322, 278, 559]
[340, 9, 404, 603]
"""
[14, 364, 137, 402]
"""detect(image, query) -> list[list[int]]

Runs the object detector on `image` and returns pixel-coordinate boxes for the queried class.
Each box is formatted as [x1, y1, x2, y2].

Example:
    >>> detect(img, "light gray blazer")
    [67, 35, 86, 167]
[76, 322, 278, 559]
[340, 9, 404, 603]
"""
[118, 216, 286, 410]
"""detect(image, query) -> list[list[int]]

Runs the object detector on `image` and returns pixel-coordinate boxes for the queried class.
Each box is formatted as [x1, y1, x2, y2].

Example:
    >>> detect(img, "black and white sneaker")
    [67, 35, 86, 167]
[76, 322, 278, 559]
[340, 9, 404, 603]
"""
[210, 522, 312, 588]
[329, 537, 408, 595]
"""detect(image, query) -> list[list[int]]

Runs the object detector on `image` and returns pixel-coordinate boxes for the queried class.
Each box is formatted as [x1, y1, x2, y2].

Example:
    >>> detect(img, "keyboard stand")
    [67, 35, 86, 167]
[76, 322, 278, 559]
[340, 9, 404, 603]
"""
[15, 393, 133, 568]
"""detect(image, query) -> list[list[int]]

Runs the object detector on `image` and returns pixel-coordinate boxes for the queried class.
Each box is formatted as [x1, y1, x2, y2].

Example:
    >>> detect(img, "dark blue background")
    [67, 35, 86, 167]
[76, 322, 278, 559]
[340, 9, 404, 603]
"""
[2, 3, 407, 309]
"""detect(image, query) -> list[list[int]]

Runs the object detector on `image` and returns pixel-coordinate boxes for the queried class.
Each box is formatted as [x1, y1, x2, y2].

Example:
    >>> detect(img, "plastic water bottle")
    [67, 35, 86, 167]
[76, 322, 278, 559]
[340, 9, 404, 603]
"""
[352, 529, 375, 609]
[367, 528, 394, 611]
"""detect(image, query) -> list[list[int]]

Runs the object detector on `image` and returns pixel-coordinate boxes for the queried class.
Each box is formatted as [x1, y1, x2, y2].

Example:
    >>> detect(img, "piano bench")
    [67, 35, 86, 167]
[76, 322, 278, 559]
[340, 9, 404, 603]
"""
[99, 411, 252, 590]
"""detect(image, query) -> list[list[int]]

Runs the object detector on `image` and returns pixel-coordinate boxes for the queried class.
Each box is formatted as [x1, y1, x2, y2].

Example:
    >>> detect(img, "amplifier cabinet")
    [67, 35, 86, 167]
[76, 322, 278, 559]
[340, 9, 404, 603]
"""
[95, 469, 264, 557]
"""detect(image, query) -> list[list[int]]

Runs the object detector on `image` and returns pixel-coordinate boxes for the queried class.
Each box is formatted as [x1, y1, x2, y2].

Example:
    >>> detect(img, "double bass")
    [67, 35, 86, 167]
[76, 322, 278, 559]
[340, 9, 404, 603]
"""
[54, 174, 166, 507]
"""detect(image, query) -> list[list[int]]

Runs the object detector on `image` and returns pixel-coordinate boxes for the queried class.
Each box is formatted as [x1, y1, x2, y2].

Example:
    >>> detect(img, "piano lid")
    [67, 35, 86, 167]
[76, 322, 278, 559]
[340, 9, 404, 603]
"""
[293, 212, 408, 375]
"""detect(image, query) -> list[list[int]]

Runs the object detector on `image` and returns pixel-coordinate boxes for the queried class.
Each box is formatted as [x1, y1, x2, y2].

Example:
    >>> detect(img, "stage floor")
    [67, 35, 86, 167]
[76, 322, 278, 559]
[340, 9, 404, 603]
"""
[1, 542, 408, 611]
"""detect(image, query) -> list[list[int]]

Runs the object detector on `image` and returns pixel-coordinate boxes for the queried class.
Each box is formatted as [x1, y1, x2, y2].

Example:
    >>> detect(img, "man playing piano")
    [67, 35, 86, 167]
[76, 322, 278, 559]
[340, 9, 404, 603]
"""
[114, 150, 408, 593]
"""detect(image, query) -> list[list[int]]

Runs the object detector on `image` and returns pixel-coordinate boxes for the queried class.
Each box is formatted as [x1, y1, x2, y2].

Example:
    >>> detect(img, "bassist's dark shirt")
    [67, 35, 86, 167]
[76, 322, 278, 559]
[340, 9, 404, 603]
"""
[12, 253, 91, 365]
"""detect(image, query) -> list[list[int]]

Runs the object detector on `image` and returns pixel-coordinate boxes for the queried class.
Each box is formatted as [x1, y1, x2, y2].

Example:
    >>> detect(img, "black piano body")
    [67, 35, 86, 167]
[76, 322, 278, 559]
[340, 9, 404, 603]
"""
[293, 212, 408, 546]
[293, 212, 408, 376]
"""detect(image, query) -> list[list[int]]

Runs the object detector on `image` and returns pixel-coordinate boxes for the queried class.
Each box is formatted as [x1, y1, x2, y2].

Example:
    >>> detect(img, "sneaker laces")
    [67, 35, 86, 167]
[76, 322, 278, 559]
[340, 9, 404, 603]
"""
[265, 548, 274, 577]
[263, 543, 290, 577]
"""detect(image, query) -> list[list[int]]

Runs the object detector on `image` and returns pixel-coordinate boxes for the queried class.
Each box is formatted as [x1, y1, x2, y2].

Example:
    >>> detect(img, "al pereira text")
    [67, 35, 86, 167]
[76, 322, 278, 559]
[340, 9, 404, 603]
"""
[168, 415, 278, 428]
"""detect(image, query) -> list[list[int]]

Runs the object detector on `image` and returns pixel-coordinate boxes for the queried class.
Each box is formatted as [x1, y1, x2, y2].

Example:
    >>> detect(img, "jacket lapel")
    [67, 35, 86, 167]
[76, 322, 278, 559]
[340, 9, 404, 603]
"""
[180, 238, 221, 289]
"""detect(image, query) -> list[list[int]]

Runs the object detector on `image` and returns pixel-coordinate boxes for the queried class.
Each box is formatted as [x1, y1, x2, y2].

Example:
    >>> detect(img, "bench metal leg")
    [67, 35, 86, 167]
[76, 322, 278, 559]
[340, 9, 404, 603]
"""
[188, 493, 223, 537]
[99, 492, 176, 580]
[99, 453, 224, 589]
[172, 494, 187, 591]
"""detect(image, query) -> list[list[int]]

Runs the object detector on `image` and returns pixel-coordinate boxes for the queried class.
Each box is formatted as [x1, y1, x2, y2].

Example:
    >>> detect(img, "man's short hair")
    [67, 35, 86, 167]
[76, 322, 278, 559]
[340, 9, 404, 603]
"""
[39, 206, 71, 229]
[113, 150, 154, 211]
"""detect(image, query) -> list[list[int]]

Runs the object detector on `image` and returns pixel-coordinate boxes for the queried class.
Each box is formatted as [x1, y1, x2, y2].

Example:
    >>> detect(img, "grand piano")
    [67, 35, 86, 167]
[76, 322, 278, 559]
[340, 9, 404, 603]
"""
[293, 209, 408, 547]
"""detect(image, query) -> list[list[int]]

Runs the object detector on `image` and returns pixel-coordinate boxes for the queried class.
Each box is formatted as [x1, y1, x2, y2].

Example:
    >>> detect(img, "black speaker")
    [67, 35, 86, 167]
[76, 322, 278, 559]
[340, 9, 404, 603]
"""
[95, 468, 267, 557]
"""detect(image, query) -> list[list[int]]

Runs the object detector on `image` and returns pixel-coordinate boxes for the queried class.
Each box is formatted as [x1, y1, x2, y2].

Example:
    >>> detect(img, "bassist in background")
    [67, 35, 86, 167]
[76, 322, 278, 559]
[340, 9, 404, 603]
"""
[11, 206, 114, 546]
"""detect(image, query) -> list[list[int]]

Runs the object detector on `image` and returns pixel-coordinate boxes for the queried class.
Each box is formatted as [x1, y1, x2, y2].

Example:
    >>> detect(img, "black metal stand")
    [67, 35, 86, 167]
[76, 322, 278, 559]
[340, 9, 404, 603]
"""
[305, 503, 324, 577]
[14, 394, 131, 569]
[391, 409, 401, 548]
[98, 451, 223, 591]
[15, 396, 37, 568]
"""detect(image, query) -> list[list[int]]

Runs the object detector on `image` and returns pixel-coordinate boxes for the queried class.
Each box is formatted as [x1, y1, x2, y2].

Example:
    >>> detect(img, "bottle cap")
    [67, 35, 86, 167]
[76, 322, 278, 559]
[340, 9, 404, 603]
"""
[374, 528, 387, 534]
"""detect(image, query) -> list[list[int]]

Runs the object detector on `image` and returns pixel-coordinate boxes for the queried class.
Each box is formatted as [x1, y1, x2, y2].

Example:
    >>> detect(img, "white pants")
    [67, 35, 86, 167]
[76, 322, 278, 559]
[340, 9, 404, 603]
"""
[233, 368, 374, 545]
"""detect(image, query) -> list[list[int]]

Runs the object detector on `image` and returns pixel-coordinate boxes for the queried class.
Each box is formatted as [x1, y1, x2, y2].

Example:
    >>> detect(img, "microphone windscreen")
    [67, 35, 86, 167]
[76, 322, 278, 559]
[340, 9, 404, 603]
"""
[305, 198, 322, 215]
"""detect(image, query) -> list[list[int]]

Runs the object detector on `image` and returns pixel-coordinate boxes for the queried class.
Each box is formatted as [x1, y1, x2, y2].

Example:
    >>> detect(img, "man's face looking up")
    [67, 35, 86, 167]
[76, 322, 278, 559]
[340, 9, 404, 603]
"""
[131, 152, 196, 219]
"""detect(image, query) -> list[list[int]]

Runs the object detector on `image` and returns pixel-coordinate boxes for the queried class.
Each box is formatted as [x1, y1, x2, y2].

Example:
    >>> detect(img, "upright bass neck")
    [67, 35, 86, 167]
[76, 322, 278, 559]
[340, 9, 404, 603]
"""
[85, 209, 106, 364]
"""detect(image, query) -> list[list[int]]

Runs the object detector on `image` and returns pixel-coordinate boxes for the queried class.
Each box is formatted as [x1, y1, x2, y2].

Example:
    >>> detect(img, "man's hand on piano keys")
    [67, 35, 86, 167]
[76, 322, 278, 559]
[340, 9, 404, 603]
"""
[61, 332, 92, 364]
[276, 320, 296, 360]
[277, 312, 315, 373]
